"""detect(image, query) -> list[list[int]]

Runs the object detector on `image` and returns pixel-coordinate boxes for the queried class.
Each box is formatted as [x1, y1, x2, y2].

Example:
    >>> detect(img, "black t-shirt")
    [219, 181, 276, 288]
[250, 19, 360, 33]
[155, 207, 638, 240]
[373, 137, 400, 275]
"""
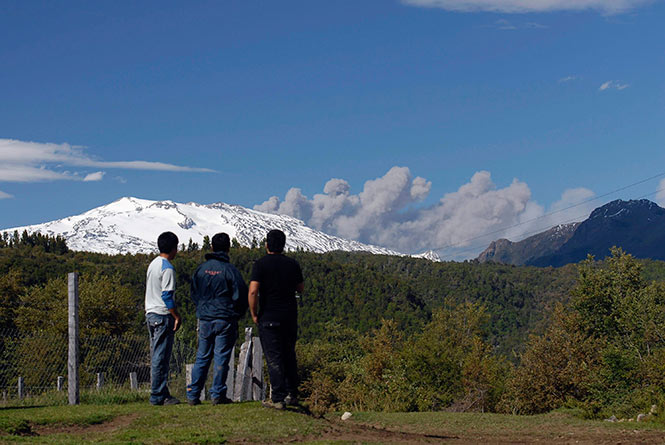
[250, 254, 303, 322]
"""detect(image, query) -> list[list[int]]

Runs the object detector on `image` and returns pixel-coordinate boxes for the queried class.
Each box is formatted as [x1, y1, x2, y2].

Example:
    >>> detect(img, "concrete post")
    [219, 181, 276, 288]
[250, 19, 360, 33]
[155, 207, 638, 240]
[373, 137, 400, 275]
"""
[68, 272, 79, 405]
[17, 377, 24, 400]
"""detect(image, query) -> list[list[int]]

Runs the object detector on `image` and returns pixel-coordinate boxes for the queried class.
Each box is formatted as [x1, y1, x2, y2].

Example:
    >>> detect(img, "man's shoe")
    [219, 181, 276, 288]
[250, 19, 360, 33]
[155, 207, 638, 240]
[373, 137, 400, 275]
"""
[163, 397, 181, 406]
[211, 396, 233, 405]
[187, 398, 201, 406]
[284, 394, 299, 407]
[262, 400, 285, 410]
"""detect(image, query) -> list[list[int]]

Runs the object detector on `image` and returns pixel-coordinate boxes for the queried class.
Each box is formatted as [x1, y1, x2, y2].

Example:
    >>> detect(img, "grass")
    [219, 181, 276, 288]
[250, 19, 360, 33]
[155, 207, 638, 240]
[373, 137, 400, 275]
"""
[2, 402, 665, 444]
[0, 402, 321, 444]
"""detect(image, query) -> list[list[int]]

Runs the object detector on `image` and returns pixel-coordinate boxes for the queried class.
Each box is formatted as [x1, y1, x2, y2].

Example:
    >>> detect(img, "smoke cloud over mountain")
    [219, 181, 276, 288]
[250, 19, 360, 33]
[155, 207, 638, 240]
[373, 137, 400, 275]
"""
[255, 167, 596, 257]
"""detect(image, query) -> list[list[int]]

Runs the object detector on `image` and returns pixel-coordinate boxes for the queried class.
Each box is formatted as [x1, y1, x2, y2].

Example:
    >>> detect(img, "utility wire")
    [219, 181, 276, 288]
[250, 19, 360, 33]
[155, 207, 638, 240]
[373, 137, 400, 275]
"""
[435, 183, 665, 261]
[430, 171, 665, 254]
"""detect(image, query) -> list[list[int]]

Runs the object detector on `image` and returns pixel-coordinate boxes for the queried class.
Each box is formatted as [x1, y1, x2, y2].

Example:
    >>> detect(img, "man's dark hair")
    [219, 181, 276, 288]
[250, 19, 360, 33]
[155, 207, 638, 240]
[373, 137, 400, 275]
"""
[157, 231, 179, 254]
[266, 229, 286, 253]
[212, 233, 230, 253]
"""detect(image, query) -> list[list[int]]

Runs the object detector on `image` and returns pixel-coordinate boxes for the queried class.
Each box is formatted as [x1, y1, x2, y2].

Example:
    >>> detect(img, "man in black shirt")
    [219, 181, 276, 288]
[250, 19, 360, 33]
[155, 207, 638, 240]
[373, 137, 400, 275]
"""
[248, 229, 304, 410]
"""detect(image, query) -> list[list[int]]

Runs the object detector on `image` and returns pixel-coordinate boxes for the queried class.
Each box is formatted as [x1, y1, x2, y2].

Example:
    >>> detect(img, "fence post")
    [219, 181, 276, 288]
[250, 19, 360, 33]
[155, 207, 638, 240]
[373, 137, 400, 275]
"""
[129, 372, 138, 390]
[185, 364, 205, 401]
[68, 272, 79, 405]
[96, 373, 104, 391]
[225, 346, 235, 400]
[57, 376, 64, 391]
[251, 337, 264, 401]
[18, 377, 24, 400]
[234, 328, 253, 402]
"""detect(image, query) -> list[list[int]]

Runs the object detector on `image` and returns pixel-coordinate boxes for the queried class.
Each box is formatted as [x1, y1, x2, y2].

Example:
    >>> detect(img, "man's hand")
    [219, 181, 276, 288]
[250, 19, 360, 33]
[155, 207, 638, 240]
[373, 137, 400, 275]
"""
[252, 313, 258, 324]
[170, 309, 181, 332]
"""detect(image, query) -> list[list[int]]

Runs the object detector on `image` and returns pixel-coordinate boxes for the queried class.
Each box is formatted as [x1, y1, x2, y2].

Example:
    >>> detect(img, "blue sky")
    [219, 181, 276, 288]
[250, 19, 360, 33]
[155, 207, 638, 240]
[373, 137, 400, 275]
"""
[2, 0, 664, 256]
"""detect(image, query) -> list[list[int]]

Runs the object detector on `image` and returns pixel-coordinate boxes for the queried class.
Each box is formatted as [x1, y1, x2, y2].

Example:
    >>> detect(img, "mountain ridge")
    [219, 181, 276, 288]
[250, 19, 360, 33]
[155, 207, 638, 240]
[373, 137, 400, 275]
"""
[1, 197, 438, 259]
[478, 199, 665, 267]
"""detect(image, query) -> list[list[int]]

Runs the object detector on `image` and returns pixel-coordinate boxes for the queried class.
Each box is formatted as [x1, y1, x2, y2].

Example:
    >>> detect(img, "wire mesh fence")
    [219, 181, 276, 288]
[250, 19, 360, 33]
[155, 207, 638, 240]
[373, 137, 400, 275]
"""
[0, 328, 197, 405]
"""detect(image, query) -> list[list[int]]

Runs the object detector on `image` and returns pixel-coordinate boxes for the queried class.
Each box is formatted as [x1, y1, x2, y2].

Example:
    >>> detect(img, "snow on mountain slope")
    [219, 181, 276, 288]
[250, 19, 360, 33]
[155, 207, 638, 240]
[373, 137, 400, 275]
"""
[2, 197, 411, 257]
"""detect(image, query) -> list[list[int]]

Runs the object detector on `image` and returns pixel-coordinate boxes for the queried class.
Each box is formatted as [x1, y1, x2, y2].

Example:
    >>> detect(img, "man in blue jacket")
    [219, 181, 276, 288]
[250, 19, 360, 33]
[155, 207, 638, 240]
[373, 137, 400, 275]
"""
[186, 233, 248, 405]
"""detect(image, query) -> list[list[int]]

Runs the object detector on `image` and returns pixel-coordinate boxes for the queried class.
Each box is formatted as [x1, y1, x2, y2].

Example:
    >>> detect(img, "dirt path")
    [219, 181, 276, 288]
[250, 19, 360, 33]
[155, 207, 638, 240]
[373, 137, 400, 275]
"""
[235, 418, 665, 444]
[32, 413, 140, 436]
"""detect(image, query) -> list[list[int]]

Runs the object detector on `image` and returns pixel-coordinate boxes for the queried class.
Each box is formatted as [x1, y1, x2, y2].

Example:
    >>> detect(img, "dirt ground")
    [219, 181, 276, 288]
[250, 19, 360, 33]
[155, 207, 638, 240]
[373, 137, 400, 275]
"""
[18, 407, 665, 444]
[236, 417, 665, 445]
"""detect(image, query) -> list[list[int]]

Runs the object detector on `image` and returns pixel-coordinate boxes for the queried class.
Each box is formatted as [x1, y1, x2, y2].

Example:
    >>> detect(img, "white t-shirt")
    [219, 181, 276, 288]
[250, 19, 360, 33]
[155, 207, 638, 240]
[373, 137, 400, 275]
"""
[145, 256, 176, 315]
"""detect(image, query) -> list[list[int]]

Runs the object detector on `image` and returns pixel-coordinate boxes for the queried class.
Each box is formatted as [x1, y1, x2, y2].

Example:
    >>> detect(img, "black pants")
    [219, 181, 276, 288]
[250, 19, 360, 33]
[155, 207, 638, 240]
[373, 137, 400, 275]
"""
[258, 320, 298, 402]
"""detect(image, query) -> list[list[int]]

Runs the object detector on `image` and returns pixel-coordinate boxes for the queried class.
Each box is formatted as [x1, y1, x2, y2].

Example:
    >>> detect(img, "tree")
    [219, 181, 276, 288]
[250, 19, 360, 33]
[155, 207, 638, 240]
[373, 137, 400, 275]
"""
[15, 273, 139, 386]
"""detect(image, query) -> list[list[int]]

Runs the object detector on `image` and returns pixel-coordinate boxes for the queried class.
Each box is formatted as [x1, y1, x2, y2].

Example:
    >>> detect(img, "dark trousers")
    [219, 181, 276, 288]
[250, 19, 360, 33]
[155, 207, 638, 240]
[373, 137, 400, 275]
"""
[258, 320, 298, 403]
[146, 312, 174, 404]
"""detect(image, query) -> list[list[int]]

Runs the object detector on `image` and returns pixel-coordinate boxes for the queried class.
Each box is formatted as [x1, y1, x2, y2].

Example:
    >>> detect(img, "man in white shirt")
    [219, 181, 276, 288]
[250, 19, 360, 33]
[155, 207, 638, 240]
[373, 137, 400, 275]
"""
[145, 231, 182, 405]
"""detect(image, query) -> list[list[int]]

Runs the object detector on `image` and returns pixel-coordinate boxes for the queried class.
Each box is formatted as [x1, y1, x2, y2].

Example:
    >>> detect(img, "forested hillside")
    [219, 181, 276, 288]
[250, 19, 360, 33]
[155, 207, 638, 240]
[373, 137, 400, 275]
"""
[5, 234, 665, 417]
[1, 234, 583, 354]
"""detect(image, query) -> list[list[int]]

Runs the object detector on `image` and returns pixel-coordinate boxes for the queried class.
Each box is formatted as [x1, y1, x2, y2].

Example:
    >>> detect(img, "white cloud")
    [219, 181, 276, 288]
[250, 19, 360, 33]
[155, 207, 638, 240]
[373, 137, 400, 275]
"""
[257, 168, 539, 255]
[657, 179, 665, 207]
[402, 0, 654, 14]
[599, 80, 630, 91]
[0, 139, 215, 185]
[0, 190, 13, 199]
[256, 168, 601, 258]
[505, 187, 596, 241]
[524, 22, 549, 29]
[83, 171, 105, 182]
[558, 75, 578, 83]
[483, 19, 548, 29]
[0, 165, 76, 182]
[495, 19, 517, 29]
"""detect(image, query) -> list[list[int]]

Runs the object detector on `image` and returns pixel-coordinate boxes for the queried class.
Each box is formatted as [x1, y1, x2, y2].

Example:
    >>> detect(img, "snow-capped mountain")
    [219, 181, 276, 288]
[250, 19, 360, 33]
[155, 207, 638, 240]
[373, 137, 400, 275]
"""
[411, 250, 442, 262]
[1, 197, 415, 257]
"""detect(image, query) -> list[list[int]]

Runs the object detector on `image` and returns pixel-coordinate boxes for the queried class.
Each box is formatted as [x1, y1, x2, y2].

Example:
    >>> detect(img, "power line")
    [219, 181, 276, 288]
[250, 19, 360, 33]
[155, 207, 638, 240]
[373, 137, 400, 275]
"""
[435, 183, 665, 261]
[430, 171, 665, 254]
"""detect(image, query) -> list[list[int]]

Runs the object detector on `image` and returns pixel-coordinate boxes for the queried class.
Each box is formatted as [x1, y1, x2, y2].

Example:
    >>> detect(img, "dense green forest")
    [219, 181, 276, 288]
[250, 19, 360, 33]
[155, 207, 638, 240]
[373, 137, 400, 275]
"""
[0, 232, 587, 355]
[3, 232, 665, 417]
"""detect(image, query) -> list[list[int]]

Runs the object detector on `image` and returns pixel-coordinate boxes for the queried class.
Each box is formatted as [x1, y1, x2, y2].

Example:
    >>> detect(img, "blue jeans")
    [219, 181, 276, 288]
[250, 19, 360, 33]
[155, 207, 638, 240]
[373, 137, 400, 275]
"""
[146, 312, 175, 404]
[187, 319, 237, 401]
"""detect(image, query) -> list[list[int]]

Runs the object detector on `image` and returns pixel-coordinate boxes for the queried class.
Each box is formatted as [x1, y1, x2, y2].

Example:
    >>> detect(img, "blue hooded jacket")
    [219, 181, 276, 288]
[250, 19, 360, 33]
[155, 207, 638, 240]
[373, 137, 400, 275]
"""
[190, 251, 248, 321]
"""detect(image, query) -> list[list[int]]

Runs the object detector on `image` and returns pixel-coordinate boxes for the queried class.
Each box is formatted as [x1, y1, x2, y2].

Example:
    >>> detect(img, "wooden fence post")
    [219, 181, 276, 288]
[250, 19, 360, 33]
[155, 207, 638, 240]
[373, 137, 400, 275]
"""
[225, 346, 235, 400]
[185, 364, 205, 401]
[68, 272, 79, 405]
[251, 337, 264, 401]
[234, 328, 253, 402]
[57, 376, 64, 391]
[17, 377, 24, 400]
[129, 372, 138, 390]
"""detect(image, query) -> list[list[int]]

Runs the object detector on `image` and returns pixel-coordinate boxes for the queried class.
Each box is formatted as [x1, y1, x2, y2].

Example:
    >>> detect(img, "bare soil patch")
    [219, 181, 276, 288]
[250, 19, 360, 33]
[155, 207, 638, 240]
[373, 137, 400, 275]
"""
[32, 413, 140, 436]
[235, 417, 665, 444]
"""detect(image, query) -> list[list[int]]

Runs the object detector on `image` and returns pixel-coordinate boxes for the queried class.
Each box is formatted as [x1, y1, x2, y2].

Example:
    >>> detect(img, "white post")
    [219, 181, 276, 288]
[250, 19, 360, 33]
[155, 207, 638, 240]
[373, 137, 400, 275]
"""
[57, 376, 64, 391]
[234, 328, 253, 402]
[96, 372, 104, 391]
[129, 372, 138, 390]
[17, 377, 24, 400]
[186, 364, 205, 401]
[251, 337, 264, 401]
[225, 346, 235, 400]
[68, 272, 79, 405]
